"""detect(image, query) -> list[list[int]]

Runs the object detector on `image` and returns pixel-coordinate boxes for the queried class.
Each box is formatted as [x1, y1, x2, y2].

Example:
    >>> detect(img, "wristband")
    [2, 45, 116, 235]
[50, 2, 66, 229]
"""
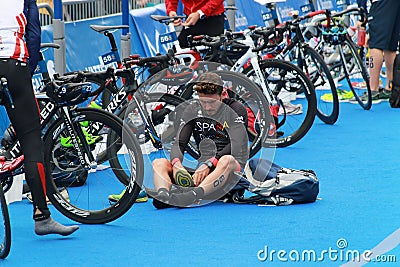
[208, 157, 218, 167]
[171, 158, 181, 166]
[197, 10, 206, 20]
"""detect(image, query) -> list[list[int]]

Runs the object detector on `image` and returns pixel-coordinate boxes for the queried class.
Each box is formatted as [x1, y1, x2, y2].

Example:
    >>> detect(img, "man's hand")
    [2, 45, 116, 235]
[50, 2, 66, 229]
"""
[182, 11, 201, 27]
[192, 164, 210, 186]
[169, 11, 182, 26]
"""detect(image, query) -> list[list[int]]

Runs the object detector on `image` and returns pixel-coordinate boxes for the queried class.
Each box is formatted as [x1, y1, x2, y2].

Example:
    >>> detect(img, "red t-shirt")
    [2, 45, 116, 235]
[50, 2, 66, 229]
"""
[166, 0, 225, 17]
[0, 0, 29, 62]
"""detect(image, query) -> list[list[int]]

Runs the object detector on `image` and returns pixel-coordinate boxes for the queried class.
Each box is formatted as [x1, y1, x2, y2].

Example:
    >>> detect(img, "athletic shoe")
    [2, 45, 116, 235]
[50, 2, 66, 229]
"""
[378, 89, 391, 100]
[175, 169, 195, 187]
[61, 129, 102, 148]
[108, 188, 148, 203]
[320, 90, 354, 102]
[0, 155, 24, 174]
[152, 189, 173, 209]
[351, 81, 367, 89]
[169, 187, 205, 207]
[350, 90, 380, 104]
[278, 102, 303, 115]
[352, 79, 382, 89]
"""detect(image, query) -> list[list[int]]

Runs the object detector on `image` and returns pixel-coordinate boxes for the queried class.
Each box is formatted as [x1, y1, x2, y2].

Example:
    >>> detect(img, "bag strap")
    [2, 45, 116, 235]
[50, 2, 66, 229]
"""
[231, 191, 294, 205]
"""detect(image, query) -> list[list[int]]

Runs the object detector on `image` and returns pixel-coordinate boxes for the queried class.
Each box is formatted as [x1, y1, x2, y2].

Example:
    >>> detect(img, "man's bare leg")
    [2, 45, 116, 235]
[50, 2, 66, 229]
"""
[170, 155, 240, 206]
[383, 50, 396, 90]
[369, 48, 384, 92]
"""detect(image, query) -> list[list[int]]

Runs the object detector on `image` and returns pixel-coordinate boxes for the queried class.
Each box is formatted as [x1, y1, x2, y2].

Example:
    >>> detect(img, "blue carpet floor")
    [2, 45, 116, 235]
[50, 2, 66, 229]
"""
[2, 101, 400, 266]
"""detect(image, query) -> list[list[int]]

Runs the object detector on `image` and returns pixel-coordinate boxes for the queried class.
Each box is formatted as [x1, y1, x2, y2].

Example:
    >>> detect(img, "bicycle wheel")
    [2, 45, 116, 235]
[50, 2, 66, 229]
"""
[128, 70, 272, 158]
[0, 185, 11, 259]
[340, 37, 372, 110]
[244, 59, 317, 147]
[204, 70, 272, 158]
[302, 46, 339, 124]
[43, 108, 143, 224]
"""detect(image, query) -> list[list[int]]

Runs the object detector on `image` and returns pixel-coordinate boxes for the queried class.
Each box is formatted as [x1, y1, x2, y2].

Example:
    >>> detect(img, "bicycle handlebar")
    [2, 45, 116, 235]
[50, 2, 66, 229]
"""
[330, 7, 365, 21]
[188, 35, 226, 49]
[123, 49, 176, 67]
[299, 7, 366, 27]
[51, 67, 115, 98]
[150, 15, 186, 25]
[252, 27, 281, 52]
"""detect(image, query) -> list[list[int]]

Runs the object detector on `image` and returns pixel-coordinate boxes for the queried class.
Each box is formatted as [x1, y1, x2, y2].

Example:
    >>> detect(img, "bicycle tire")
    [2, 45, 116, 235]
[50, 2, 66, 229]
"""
[126, 69, 272, 158]
[169, 69, 271, 158]
[119, 92, 216, 159]
[0, 185, 11, 259]
[340, 37, 372, 110]
[303, 46, 339, 124]
[202, 70, 271, 158]
[244, 59, 317, 147]
[43, 108, 143, 224]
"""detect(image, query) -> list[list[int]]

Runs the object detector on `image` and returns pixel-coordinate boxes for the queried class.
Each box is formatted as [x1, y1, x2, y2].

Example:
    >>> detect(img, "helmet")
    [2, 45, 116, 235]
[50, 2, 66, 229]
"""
[322, 26, 347, 45]
[151, 66, 194, 86]
[46, 81, 92, 105]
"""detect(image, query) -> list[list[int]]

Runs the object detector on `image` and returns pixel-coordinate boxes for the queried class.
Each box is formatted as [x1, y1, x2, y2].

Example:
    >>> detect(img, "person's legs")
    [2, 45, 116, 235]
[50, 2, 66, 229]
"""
[152, 158, 174, 209]
[368, 0, 399, 93]
[197, 155, 240, 195]
[152, 158, 173, 191]
[170, 155, 241, 206]
[383, 50, 397, 89]
[3, 60, 78, 235]
[369, 48, 384, 92]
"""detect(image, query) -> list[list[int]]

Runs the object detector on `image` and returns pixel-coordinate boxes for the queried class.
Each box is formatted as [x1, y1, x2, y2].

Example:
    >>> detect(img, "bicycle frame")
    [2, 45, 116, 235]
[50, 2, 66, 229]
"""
[99, 70, 164, 150]
[5, 95, 97, 170]
[228, 30, 277, 105]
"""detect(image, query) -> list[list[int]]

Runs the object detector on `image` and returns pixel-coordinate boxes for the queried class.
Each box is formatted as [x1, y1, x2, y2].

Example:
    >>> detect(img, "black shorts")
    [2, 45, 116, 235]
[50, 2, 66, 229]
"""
[368, 0, 400, 51]
[178, 14, 225, 48]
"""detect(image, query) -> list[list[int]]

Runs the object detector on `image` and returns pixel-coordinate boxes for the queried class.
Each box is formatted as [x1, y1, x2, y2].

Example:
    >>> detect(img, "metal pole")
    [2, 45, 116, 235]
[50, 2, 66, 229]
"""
[121, 0, 131, 60]
[53, 0, 66, 74]
[53, 19, 66, 75]
[226, 0, 236, 30]
[53, 0, 62, 20]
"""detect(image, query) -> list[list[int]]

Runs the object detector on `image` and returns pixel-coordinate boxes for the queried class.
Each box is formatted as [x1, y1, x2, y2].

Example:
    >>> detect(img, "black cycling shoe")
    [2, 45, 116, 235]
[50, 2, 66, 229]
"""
[152, 189, 173, 210]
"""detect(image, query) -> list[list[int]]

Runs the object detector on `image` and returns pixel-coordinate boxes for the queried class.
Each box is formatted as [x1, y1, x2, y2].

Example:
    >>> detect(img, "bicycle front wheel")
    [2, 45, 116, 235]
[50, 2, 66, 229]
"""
[0, 185, 11, 259]
[44, 108, 143, 224]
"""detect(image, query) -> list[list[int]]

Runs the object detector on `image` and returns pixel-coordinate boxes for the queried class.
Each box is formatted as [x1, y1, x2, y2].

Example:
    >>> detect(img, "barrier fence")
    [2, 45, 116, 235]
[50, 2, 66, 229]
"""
[37, 0, 165, 25]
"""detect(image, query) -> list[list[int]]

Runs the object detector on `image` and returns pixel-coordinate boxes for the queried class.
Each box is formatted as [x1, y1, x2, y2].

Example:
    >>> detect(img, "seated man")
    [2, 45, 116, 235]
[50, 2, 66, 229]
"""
[151, 72, 249, 209]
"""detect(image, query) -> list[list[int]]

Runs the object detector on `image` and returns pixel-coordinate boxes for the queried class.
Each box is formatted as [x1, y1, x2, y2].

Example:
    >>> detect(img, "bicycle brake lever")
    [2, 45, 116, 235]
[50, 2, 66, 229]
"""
[0, 78, 14, 109]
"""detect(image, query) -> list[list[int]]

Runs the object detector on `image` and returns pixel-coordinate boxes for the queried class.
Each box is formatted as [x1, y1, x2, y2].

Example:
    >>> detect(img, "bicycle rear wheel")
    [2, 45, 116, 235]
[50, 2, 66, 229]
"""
[302, 46, 339, 124]
[340, 37, 372, 110]
[0, 185, 11, 259]
[244, 59, 317, 147]
[44, 108, 143, 224]
[128, 70, 272, 158]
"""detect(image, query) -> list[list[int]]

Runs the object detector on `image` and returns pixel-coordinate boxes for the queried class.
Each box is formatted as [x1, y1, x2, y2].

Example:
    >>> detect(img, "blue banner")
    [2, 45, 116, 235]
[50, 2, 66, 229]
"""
[316, 0, 358, 11]
[129, 4, 173, 56]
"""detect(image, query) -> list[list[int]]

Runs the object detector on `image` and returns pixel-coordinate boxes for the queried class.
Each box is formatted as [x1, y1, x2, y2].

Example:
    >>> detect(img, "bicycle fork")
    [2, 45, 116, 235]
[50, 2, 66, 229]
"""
[130, 96, 163, 150]
[60, 106, 97, 170]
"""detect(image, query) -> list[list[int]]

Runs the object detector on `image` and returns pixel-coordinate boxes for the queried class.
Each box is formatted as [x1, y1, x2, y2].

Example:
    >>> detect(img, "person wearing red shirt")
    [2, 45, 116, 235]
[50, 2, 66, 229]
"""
[165, 0, 225, 48]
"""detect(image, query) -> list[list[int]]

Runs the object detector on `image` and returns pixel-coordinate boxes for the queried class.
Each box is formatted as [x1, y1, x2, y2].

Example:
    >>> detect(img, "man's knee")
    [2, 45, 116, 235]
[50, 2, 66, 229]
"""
[218, 155, 239, 170]
[152, 158, 172, 171]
